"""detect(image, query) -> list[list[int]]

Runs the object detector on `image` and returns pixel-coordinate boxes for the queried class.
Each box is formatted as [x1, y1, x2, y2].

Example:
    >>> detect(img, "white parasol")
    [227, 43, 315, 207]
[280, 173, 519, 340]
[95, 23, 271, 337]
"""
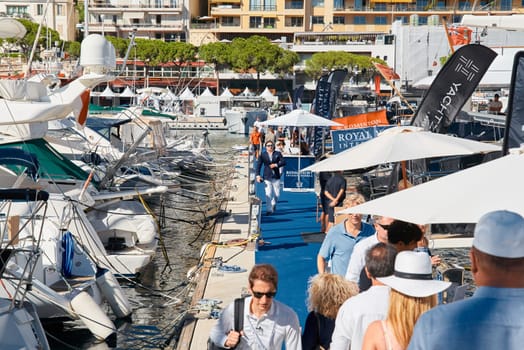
[339, 151, 524, 224]
[303, 125, 500, 173]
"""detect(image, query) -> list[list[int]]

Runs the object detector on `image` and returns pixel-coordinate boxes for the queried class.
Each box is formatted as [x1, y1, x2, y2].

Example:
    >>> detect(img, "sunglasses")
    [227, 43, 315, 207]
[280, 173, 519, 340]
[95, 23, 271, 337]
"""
[377, 223, 390, 230]
[252, 291, 277, 299]
[266, 144, 274, 147]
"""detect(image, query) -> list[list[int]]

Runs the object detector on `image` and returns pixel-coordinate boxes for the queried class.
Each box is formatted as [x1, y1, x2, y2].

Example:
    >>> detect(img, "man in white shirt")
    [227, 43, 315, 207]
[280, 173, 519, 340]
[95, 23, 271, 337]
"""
[345, 216, 394, 289]
[209, 264, 302, 349]
[331, 242, 397, 350]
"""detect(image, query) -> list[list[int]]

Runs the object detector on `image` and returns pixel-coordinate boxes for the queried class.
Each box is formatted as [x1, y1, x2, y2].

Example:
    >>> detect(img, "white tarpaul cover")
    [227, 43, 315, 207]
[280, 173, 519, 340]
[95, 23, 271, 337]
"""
[303, 126, 500, 172]
[178, 87, 195, 100]
[340, 151, 524, 224]
[100, 85, 115, 97]
[220, 87, 234, 98]
[0, 18, 27, 39]
[240, 87, 252, 96]
[259, 87, 273, 99]
[260, 109, 343, 128]
[119, 86, 135, 97]
[200, 87, 214, 97]
[160, 89, 177, 101]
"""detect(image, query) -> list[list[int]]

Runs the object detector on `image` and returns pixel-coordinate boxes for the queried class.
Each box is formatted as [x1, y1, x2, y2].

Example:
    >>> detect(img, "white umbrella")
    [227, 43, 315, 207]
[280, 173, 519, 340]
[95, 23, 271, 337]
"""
[339, 151, 524, 224]
[303, 126, 500, 173]
[260, 109, 343, 128]
[260, 109, 342, 189]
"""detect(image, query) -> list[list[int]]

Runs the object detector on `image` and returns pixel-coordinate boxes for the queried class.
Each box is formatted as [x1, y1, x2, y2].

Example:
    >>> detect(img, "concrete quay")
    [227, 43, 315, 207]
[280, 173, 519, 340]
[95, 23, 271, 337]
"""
[176, 150, 257, 350]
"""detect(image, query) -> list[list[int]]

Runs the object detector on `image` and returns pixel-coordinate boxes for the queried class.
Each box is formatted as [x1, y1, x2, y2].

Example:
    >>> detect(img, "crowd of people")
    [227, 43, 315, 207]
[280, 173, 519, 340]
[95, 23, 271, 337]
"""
[211, 124, 524, 349]
[209, 209, 524, 349]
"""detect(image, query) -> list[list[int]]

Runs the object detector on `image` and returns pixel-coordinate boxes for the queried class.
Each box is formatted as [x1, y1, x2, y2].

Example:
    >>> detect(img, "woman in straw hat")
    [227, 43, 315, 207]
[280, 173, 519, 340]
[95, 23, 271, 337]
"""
[361, 251, 451, 350]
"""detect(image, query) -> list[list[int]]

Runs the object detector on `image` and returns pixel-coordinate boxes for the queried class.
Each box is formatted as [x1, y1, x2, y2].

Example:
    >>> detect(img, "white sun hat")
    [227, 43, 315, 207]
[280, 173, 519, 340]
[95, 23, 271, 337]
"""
[377, 251, 451, 298]
[473, 210, 524, 258]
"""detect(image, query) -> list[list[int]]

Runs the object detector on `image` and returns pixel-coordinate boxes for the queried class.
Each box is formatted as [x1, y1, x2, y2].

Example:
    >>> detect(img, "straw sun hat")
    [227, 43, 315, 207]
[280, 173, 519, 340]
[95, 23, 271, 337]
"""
[377, 251, 451, 298]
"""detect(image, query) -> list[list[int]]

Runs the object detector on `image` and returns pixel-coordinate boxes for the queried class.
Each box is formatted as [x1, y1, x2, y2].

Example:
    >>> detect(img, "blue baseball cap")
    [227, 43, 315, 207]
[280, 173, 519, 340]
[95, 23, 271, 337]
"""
[473, 210, 524, 258]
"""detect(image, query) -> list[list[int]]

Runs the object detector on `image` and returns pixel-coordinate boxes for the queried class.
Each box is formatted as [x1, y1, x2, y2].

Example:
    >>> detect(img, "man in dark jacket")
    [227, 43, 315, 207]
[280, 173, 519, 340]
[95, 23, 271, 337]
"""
[256, 140, 286, 215]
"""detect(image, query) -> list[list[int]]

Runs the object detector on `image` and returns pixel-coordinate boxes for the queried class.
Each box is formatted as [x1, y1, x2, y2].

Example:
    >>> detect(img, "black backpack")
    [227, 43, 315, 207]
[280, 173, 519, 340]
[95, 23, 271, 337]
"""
[208, 298, 245, 350]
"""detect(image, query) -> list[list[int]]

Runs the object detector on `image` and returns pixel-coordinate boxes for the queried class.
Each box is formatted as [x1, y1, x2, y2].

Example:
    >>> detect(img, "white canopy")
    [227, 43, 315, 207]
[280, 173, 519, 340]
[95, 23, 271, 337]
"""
[200, 87, 215, 97]
[340, 151, 524, 224]
[178, 87, 195, 100]
[119, 86, 135, 97]
[303, 126, 501, 172]
[100, 85, 115, 98]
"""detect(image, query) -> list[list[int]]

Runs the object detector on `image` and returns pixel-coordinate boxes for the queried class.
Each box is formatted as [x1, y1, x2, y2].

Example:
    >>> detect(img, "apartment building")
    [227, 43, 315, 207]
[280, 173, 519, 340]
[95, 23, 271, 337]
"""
[0, 0, 77, 41]
[188, 0, 520, 46]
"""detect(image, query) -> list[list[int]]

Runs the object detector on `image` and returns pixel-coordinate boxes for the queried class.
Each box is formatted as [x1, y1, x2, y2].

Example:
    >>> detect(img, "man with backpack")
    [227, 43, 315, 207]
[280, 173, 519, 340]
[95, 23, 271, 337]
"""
[209, 264, 302, 349]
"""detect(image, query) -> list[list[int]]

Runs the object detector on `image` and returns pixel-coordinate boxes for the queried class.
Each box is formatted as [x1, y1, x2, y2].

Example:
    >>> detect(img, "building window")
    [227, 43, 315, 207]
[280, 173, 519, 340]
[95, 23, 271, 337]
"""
[56, 4, 63, 16]
[334, 0, 344, 8]
[500, 0, 511, 9]
[312, 16, 324, 24]
[354, 16, 366, 24]
[156, 15, 161, 25]
[36, 4, 43, 15]
[286, 1, 303, 9]
[374, 16, 387, 24]
[415, 0, 428, 10]
[333, 16, 345, 24]
[312, 0, 325, 6]
[132, 18, 139, 25]
[374, 3, 386, 10]
[6, 6, 28, 16]
[458, 1, 471, 9]
[418, 16, 428, 24]
[222, 17, 238, 26]
[171, 0, 178, 6]
[290, 17, 303, 27]
[250, 16, 262, 28]
[264, 18, 275, 28]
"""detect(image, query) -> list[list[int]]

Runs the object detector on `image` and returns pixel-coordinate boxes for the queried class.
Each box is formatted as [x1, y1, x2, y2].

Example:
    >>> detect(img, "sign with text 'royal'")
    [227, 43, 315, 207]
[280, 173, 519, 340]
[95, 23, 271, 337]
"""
[331, 126, 393, 154]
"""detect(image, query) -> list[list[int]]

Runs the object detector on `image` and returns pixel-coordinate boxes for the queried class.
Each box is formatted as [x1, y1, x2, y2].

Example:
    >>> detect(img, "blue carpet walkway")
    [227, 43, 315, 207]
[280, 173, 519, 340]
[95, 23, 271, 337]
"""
[255, 183, 324, 328]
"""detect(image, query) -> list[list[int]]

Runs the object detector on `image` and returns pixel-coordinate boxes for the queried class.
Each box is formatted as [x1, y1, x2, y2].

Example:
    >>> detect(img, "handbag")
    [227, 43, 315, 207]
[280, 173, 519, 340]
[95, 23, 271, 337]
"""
[208, 298, 245, 350]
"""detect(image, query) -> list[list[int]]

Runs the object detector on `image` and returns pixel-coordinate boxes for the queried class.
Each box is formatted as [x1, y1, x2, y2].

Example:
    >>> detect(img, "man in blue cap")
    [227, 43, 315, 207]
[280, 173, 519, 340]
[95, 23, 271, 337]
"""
[408, 210, 524, 350]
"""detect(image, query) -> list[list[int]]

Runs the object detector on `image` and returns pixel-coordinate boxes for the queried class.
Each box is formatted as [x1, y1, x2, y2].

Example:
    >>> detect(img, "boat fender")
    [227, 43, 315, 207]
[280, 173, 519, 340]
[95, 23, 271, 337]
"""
[96, 268, 132, 318]
[70, 290, 116, 340]
[223, 118, 227, 126]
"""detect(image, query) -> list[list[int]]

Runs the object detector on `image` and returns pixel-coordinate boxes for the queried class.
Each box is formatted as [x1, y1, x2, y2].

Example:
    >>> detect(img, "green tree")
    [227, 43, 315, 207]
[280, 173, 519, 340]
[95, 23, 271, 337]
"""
[230, 35, 280, 90]
[11, 19, 61, 59]
[199, 41, 232, 92]
[305, 51, 383, 82]
[64, 41, 81, 58]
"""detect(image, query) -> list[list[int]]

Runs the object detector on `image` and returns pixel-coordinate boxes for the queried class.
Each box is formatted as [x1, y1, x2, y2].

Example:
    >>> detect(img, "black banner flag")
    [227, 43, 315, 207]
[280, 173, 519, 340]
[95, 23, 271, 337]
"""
[503, 51, 524, 154]
[411, 44, 496, 133]
[312, 69, 347, 157]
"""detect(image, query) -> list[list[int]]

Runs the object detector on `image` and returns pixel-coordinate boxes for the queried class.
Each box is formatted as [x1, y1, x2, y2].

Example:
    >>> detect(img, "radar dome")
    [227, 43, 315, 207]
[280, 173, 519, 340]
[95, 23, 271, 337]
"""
[80, 34, 116, 74]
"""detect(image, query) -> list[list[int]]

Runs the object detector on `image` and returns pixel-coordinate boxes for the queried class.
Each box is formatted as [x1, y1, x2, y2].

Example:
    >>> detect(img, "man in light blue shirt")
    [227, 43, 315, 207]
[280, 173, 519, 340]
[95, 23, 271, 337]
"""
[317, 193, 375, 276]
[408, 210, 524, 350]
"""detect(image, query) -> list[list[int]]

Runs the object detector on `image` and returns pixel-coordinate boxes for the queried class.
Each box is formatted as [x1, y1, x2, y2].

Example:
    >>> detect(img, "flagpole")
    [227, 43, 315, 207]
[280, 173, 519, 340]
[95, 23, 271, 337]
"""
[442, 17, 455, 54]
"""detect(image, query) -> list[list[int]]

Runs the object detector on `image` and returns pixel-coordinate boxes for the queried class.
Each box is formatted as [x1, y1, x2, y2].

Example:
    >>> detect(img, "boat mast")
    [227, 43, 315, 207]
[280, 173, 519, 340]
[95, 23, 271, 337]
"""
[84, 0, 89, 36]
